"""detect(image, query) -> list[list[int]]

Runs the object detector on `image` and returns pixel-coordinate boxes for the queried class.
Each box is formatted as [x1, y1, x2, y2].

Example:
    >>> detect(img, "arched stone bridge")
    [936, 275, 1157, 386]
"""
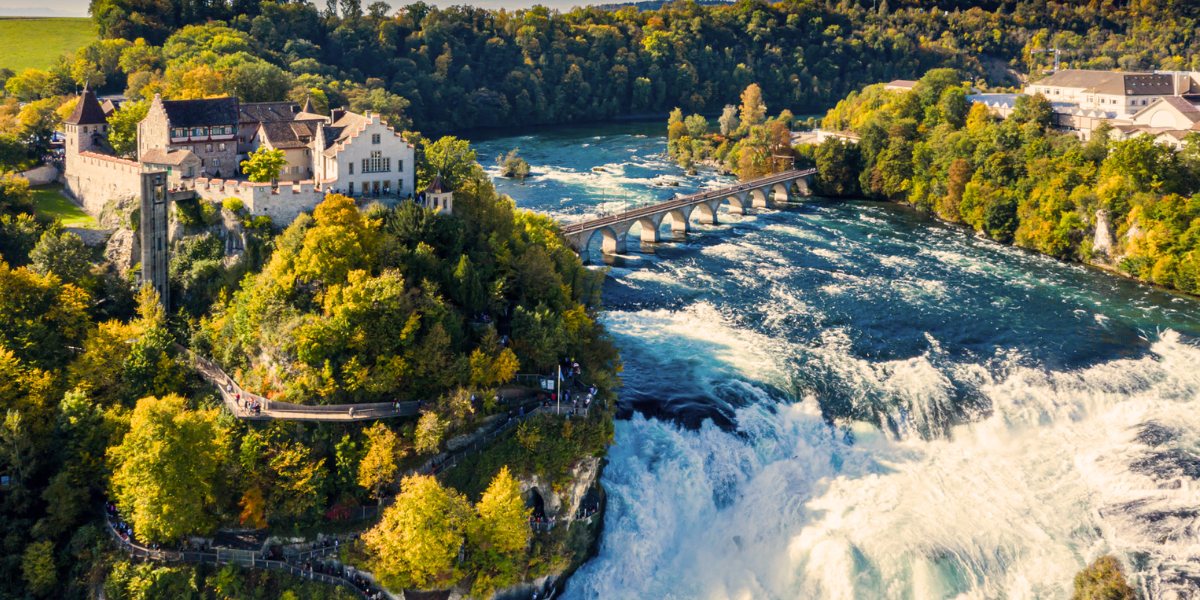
[561, 168, 816, 254]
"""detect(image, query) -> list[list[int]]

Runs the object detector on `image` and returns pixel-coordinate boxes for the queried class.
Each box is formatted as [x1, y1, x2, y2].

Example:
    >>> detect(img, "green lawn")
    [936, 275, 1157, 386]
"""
[32, 184, 98, 228]
[0, 18, 98, 73]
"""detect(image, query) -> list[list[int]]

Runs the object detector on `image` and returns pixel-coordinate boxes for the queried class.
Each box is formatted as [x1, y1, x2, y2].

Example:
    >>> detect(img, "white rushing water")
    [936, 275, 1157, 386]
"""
[564, 304, 1200, 600]
[466, 123, 1200, 600]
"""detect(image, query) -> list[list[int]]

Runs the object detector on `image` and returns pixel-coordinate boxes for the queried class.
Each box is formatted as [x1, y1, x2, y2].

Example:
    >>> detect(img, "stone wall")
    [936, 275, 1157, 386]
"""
[184, 178, 324, 226]
[63, 151, 143, 216]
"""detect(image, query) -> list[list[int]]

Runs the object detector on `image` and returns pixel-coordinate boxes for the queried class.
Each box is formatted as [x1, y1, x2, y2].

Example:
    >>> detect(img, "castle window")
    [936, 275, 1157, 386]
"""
[206, 144, 213, 153]
[348, 163, 354, 174]
[362, 152, 390, 173]
[214, 158, 220, 167]
[398, 160, 403, 172]
[83, 126, 88, 133]
[219, 143, 226, 151]
[372, 133, 380, 144]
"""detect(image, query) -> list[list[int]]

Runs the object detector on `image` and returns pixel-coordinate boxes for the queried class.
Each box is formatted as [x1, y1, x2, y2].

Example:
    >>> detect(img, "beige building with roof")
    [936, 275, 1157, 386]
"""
[251, 120, 320, 182]
[313, 109, 415, 199]
[1024, 70, 1199, 118]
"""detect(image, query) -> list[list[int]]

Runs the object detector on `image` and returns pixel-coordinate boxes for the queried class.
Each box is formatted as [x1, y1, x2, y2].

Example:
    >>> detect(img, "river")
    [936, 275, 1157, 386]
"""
[467, 122, 1200, 600]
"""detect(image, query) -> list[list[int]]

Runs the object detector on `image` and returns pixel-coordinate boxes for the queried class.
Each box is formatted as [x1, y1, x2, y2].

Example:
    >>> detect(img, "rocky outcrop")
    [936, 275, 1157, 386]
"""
[104, 228, 139, 276]
[1093, 208, 1114, 260]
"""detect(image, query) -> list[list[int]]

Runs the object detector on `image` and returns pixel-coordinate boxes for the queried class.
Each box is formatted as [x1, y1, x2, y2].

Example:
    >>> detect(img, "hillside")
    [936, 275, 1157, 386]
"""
[0, 18, 97, 72]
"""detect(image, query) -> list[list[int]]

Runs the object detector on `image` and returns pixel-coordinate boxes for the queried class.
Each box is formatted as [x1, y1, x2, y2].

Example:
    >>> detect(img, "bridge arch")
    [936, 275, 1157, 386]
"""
[749, 188, 769, 209]
[771, 182, 790, 203]
[662, 207, 691, 234]
[725, 194, 748, 215]
[629, 215, 662, 243]
[693, 201, 721, 225]
[585, 226, 626, 254]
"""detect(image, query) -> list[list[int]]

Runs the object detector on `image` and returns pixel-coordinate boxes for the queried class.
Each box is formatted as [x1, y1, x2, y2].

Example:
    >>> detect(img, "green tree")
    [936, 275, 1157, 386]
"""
[365, 474, 472, 590]
[30, 230, 93, 288]
[0, 259, 90, 369]
[684, 114, 708, 138]
[240, 146, 288, 183]
[106, 99, 149, 157]
[814, 138, 860, 196]
[108, 395, 224, 543]
[0, 173, 34, 216]
[422, 136, 477, 190]
[415, 410, 445, 454]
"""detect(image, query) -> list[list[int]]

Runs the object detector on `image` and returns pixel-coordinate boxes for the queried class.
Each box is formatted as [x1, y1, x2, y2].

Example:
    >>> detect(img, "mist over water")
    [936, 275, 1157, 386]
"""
[468, 123, 1200, 599]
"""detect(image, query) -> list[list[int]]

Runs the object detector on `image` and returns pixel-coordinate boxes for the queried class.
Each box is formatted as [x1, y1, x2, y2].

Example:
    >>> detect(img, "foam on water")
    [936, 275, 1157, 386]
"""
[565, 312, 1200, 600]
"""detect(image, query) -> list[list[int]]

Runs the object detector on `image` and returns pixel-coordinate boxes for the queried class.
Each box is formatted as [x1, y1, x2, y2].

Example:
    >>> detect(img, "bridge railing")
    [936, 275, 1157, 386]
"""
[561, 168, 815, 233]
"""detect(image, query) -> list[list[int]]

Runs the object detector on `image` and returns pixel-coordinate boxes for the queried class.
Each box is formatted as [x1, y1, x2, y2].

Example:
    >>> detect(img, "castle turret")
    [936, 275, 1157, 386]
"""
[63, 84, 111, 200]
[422, 174, 453, 215]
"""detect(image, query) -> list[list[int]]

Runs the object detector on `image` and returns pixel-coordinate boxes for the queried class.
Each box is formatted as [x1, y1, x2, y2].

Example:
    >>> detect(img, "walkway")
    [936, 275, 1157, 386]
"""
[560, 168, 817, 253]
[180, 346, 420, 422]
[104, 512, 383, 599]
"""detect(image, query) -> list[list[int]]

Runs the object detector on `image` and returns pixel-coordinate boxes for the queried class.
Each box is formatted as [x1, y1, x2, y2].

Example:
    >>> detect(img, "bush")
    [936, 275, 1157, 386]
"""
[1072, 556, 1137, 600]
[223, 197, 244, 212]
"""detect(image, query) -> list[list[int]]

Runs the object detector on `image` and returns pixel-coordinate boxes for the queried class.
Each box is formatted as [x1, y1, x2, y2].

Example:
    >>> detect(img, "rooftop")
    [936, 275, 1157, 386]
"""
[64, 85, 108, 125]
[1031, 70, 1175, 96]
[161, 96, 239, 128]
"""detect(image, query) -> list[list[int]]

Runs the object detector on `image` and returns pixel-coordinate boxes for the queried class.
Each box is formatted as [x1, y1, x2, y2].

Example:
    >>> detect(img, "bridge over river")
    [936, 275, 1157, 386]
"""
[561, 168, 816, 254]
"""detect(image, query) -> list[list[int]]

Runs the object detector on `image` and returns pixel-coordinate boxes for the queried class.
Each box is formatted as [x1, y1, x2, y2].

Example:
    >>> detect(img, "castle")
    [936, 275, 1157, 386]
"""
[61, 86, 443, 227]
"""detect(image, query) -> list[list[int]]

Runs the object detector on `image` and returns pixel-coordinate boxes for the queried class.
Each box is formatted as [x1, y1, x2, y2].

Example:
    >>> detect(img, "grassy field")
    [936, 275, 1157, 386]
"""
[32, 184, 98, 228]
[0, 18, 98, 73]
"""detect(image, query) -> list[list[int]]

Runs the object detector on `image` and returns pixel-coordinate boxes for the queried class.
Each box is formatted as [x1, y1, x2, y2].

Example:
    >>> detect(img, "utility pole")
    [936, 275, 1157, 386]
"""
[1031, 46, 1062, 73]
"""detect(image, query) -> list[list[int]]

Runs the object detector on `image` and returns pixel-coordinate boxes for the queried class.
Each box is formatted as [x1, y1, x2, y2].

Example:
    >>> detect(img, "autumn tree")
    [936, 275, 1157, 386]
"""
[108, 394, 224, 542]
[0, 259, 89, 369]
[739, 84, 766, 130]
[941, 159, 972, 221]
[365, 474, 472, 590]
[421, 136, 477, 190]
[415, 410, 445, 454]
[469, 328, 519, 388]
[469, 466, 530, 597]
[358, 422, 401, 502]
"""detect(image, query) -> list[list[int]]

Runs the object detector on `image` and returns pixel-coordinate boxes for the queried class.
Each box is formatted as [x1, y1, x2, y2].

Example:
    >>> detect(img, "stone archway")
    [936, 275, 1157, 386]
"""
[770, 182, 790, 203]
[693, 201, 719, 225]
[586, 226, 625, 254]
[749, 188, 769, 208]
[632, 216, 661, 243]
[725, 195, 748, 215]
[662, 207, 691, 234]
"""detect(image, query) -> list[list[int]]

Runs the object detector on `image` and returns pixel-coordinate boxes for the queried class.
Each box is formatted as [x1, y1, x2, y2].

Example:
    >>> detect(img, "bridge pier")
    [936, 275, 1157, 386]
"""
[602, 235, 626, 254]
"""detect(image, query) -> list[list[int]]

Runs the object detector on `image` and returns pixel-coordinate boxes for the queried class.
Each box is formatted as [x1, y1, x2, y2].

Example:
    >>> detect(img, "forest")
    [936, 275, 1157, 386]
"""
[0, 0, 1197, 169]
[804, 68, 1200, 295]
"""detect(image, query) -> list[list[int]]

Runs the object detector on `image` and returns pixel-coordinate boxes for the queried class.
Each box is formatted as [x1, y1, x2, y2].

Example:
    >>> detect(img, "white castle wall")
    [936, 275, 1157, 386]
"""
[183, 178, 324, 226]
[64, 152, 144, 215]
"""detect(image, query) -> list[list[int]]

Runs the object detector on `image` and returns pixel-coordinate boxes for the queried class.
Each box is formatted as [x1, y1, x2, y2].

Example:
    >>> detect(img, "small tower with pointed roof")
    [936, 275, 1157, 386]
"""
[422, 174, 453, 215]
[63, 84, 109, 159]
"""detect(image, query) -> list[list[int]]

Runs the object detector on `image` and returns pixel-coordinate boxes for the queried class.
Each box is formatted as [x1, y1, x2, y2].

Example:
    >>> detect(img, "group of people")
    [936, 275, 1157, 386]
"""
[234, 393, 262, 415]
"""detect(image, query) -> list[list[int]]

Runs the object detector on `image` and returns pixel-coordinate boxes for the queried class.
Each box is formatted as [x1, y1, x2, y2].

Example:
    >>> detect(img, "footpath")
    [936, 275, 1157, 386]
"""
[107, 348, 594, 597]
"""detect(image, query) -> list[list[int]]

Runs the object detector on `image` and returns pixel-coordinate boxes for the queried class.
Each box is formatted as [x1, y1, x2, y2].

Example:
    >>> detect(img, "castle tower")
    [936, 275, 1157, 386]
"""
[62, 84, 109, 197]
[422, 174, 453, 215]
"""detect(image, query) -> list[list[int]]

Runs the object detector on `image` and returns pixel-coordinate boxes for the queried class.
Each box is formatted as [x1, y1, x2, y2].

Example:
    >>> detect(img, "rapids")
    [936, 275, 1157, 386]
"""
[468, 122, 1200, 600]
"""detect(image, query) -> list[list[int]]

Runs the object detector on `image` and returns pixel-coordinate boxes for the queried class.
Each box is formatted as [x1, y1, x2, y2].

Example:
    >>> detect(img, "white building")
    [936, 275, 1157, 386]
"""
[314, 110, 415, 199]
[1022, 70, 1198, 118]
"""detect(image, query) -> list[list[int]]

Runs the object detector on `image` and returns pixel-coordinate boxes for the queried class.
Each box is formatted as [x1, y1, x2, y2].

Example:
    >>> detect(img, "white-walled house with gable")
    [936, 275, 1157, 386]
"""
[314, 109, 415, 200]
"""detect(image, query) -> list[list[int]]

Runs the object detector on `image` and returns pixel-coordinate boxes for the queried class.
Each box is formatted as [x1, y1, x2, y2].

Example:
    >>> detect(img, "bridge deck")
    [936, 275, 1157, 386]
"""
[561, 168, 816, 235]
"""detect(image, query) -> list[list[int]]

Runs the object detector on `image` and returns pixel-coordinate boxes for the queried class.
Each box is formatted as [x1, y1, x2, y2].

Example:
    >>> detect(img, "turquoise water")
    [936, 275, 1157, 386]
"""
[469, 123, 1200, 599]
